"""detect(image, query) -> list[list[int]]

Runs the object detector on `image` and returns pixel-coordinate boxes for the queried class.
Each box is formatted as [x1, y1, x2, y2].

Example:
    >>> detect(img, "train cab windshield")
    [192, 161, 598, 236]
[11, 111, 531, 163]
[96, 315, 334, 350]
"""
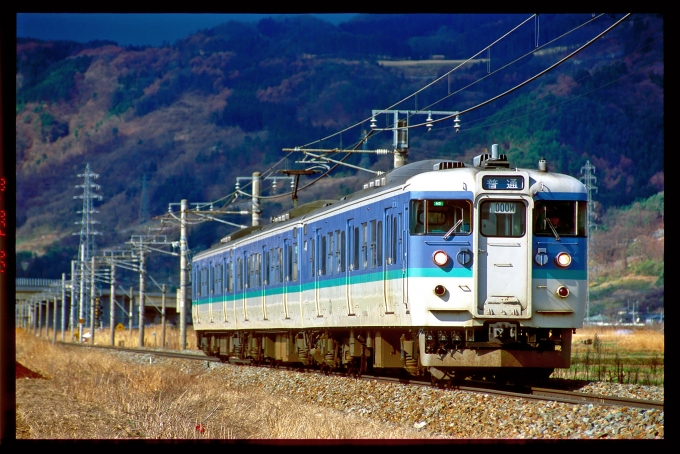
[534, 200, 587, 238]
[410, 199, 472, 235]
[480, 200, 526, 237]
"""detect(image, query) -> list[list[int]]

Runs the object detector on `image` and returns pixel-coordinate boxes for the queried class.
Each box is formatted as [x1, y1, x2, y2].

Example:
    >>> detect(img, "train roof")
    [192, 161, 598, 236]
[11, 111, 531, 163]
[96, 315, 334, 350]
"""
[198, 156, 584, 256]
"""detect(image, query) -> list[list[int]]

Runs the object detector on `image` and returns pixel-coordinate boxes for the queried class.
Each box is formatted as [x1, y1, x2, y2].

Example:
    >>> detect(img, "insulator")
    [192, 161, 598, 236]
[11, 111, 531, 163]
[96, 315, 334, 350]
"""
[454, 115, 461, 133]
[426, 113, 433, 132]
[370, 116, 377, 129]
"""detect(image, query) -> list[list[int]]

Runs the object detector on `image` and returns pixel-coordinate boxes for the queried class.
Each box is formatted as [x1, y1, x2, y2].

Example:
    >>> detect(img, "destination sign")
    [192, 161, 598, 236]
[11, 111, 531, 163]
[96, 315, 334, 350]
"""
[482, 176, 524, 190]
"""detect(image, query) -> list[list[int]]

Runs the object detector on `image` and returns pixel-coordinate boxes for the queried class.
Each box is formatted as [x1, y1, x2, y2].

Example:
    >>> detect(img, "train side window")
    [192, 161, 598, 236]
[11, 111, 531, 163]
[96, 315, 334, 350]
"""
[377, 220, 383, 266]
[327, 232, 334, 275]
[227, 261, 233, 292]
[214, 263, 222, 294]
[361, 222, 368, 270]
[370, 220, 377, 269]
[236, 258, 242, 291]
[292, 242, 298, 282]
[310, 239, 315, 278]
[353, 226, 359, 271]
[339, 231, 346, 273]
[277, 248, 283, 283]
[201, 268, 208, 296]
[320, 233, 327, 276]
[392, 215, 398, 264]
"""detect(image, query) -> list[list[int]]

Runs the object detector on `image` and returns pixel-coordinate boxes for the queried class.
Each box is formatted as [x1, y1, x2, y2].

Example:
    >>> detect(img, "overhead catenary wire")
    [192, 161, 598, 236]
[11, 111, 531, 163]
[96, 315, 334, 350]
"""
[457, 40, 663, 133]
[405, 13, 632, 131]
[155, 13, 635, 227]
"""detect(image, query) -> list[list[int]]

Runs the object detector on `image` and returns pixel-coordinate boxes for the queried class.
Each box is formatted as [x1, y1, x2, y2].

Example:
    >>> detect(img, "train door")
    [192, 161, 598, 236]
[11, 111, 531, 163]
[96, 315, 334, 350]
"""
[282, 238, 293, 318]
[476, 197, 530, 317]
[208, 261, 214, 322]
[226, 254, 229, 322]
[314, 228, 322, 317]
[383, 206, 400, 314]
[345, 218, 356, 316]
[240, 251, 248, 321]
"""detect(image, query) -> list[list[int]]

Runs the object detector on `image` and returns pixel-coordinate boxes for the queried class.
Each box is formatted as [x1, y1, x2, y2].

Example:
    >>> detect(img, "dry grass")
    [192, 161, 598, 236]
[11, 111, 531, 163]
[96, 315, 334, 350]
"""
[556, 325, 664, 385]
[572, 325, 664, 352]
[15, 327, 429, 440]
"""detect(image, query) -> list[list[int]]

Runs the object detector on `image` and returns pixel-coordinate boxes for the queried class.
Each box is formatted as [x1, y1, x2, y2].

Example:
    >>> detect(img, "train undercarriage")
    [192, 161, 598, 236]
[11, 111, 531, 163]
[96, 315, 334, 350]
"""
[196, 325, 571, 384]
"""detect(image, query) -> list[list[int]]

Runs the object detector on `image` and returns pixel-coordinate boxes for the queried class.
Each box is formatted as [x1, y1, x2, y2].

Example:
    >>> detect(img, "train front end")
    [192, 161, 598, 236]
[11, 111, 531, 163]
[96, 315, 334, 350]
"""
[407, 150, 588, 380]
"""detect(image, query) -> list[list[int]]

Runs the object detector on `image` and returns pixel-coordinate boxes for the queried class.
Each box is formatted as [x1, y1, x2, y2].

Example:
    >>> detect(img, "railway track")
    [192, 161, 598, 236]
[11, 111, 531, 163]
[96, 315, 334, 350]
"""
[58, 341, 663, 411]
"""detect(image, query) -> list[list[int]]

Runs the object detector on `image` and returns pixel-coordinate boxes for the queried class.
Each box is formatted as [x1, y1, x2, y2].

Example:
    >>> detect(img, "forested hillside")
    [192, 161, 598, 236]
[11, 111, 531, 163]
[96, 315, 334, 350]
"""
[15, 13, 663, 316]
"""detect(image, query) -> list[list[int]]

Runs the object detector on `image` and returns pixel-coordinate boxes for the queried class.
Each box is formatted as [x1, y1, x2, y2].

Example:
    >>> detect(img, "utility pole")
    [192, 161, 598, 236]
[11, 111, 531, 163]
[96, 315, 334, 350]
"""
[179, 199, 188, 350]
[101, 249, 138, 346]
[61, 273, 67, 342]
[252, 172, 261, 226]
[580, 160, 598, 323]
[90, 256, 96, 344]
[127, 234, 178, 348]
[161, 284, 166, 349]
[138, 249, 145, 346]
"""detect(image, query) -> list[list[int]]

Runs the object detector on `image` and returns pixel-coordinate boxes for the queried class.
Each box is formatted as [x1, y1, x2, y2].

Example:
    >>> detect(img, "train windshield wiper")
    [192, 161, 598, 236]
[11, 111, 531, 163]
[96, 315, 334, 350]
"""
[546, 218, 561, 241]
[443, 219, 463, 240]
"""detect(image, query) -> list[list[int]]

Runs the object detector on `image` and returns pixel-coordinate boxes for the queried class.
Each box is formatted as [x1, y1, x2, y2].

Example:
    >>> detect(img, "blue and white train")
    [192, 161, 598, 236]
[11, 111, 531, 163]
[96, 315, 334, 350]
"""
[191, 146, 588, 382]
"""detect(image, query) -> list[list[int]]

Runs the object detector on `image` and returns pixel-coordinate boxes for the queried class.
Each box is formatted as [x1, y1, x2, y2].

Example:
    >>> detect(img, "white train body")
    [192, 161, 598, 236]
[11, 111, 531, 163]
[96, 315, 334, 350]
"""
[192, 152, 588, 380]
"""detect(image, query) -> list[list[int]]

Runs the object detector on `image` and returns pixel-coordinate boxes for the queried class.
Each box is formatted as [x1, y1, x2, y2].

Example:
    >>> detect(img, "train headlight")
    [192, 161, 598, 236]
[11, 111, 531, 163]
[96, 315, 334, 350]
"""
[433, 285, 446, 296]
[554, 252, 572, 267]
[432, 250, 449, 266]
[556, 286, 570, 298]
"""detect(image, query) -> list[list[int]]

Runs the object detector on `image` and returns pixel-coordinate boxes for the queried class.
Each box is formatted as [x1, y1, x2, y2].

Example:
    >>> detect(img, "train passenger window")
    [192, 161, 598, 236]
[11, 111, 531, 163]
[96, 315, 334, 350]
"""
[392, 216, 398, 264]
[409, 200, 472, 235]
[292, 242, 298, 282]
[352, 226, 359, 271]
[339, 232, 345, 273]
[201, 268, 208, 296]
[361, 223, 368, 270]
[480, 201, 526, 237]
[534, 201, 587, 237]
[236, 258, 242, 291]
[327, 232, 333, 275]
[227, 261, 233, 292]
[310, 239, 315, 278]
[320, 233, 327, 276]
[370, 220, 377, 269]
[214, 263, 222, 294]
[377, 221, 383, 267]
[286, 244, 293, 281]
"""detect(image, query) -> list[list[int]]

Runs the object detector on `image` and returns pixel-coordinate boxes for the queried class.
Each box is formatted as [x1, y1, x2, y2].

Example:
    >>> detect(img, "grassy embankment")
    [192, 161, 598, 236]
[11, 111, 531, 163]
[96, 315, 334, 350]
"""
[553, 325, 664, 386]
[15, 325, 431, 439]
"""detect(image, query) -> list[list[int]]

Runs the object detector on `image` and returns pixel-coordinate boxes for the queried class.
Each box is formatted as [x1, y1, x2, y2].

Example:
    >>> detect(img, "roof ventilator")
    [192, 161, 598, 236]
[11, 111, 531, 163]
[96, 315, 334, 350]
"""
[473, 144, 510, 169]
[433, 161, 465, 170]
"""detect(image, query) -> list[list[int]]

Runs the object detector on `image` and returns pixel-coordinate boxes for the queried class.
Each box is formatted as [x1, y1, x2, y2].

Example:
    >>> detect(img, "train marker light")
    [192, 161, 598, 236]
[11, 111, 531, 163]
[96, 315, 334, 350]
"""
[554, 252, 572, 267]
[433, 250, 449, 266]
[556, 286, 570, 298]
[535, 248, 548, 266]
[457, 249, 472, 266]
[434, 285, 446, 296]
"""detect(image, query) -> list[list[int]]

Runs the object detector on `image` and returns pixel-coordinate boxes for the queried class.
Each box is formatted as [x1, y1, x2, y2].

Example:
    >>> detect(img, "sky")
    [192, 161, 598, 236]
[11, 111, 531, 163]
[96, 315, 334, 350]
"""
[16, 13, 359, 47]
